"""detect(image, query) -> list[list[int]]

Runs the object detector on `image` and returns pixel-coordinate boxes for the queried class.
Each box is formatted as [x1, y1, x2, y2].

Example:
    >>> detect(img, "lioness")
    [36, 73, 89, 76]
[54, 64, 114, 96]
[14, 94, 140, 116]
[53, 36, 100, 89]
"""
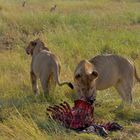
[26, 38, 73, 96]
[74, 54, 140, 105]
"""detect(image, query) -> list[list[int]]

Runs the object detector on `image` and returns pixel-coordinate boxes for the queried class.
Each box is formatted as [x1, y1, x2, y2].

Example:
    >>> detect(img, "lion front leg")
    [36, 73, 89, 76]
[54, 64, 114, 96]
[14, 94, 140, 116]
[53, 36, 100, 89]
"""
[30, 71, 39, 96]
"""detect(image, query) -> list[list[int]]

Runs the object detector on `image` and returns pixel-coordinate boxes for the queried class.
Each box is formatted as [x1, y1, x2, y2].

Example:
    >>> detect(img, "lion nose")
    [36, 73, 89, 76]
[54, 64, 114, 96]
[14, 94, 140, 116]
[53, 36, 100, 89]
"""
[26, 49, 30, 55]
[86, 97, 96, 105]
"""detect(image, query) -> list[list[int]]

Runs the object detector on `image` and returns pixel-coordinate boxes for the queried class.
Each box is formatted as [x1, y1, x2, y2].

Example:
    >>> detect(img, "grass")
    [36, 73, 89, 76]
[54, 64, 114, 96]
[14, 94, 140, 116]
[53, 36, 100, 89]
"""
[0, 0, 140, 139]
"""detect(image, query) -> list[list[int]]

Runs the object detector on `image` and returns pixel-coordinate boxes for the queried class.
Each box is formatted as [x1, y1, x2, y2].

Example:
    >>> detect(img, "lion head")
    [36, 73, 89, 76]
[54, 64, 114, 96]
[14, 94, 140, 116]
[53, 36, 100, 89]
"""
[26, 38, 49, 55]
[74, 60, 98, 104]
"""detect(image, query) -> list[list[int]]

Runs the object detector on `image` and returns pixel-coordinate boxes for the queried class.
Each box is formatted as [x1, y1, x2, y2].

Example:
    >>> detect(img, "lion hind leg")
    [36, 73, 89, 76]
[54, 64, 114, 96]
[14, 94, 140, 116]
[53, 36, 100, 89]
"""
[40, 75, 51, 97]
[30, 71, 39, 96]
[115, 81, 133, 105]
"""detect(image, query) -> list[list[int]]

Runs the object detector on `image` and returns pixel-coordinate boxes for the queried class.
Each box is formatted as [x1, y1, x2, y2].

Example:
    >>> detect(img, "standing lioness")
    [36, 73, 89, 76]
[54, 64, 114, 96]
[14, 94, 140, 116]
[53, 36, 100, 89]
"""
[74, 54, 140, 105]
[26, 38, 73, 96]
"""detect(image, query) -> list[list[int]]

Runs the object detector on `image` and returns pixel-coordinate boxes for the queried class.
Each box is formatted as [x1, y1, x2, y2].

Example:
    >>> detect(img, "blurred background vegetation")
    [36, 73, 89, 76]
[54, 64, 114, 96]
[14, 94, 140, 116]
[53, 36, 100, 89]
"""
[0, 0, 140, 139]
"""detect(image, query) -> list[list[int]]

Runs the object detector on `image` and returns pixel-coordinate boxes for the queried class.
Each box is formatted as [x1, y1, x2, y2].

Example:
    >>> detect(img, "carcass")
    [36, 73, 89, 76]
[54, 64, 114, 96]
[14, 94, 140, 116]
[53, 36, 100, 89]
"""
[47, 100, 123, 137]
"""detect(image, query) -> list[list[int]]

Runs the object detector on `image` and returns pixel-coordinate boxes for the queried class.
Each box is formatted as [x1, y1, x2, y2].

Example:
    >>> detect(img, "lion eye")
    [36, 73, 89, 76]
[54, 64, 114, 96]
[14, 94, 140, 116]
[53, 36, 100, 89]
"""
[75, 74, 81, 79]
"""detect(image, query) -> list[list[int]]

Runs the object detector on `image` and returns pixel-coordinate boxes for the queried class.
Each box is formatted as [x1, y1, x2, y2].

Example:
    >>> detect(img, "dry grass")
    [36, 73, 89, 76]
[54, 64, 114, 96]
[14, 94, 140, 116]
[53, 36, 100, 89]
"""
[0, 0, 140, 139]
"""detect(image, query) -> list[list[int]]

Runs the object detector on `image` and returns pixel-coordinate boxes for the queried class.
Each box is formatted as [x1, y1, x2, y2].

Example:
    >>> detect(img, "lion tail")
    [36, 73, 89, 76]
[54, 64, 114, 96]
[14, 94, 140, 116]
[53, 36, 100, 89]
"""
[53, 61, 73, 89]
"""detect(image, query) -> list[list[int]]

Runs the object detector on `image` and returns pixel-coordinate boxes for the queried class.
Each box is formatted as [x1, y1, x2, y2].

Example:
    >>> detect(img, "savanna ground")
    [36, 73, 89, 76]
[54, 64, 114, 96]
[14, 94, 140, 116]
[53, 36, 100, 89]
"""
[0, 0, 140, 139]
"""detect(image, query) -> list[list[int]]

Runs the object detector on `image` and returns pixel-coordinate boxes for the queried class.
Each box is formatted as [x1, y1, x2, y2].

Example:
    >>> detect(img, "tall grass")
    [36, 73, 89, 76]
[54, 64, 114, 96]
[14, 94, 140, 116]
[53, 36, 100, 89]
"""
[0, 0, 140, 139]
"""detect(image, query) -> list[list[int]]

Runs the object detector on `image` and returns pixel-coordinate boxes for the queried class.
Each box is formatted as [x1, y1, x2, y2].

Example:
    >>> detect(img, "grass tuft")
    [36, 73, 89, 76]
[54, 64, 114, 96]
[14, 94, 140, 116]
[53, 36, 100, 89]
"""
[0, 0, 139, 139]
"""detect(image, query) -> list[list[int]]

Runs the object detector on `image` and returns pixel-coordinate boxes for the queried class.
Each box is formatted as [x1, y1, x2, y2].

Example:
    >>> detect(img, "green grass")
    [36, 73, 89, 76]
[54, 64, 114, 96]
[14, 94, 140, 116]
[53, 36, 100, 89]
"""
[0, 0, 140, 139]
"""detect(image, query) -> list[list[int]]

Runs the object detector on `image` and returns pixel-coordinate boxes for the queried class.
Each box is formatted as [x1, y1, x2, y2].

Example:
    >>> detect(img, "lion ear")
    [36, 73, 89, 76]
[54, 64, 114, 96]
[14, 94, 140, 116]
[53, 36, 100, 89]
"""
[31, 41, 37, 46]
[90, 71, 98, 80]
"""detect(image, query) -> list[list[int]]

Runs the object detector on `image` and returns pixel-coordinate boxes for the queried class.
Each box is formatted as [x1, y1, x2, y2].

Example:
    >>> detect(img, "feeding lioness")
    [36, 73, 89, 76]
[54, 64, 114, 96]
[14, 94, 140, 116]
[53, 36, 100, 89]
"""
[74, 54, 140, 105]
[26, 38, 73, 96]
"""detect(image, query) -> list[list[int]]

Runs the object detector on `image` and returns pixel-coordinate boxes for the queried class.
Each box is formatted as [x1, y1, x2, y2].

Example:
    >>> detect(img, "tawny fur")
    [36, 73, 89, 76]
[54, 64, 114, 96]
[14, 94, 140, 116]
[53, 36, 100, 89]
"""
[26, 38, 73, 97]
[74, 54, 140, 104]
